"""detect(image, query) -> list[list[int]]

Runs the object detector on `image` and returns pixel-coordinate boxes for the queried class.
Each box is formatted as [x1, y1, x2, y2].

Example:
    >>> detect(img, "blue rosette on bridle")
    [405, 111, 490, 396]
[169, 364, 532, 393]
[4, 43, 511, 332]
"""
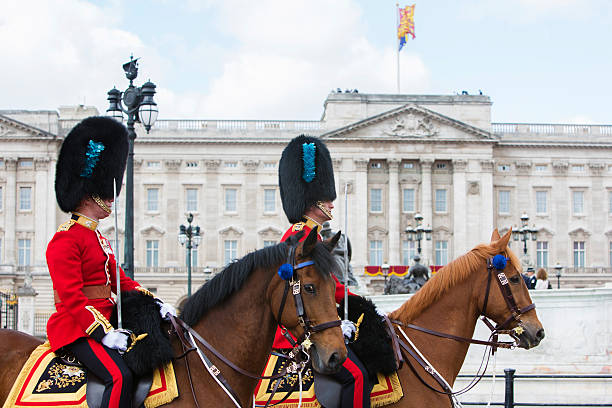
[492, 254, 509, 270]
[277, 263, 294, 280]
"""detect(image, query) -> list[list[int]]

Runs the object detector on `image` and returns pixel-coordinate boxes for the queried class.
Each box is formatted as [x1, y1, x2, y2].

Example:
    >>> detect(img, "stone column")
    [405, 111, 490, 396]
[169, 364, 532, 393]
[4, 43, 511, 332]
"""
[242, 159, 259, 251]
[589, 163, 606, 266]
[419, 158, 434, 263]
[480, 160, 495, 244]
[387, 159, 400, 264]
[515, 160, 533, 264]
[16, 285, 37, 335]
[552, 161, 569, 266]
[452, 159, 468, 257]
[352, 159, 369, 271]
[34, 158, 50, 265]
[5, 158, 17, 265]
[204, 160, 221, 266]
[164, 159, 182, 265]
[46, 158, 57, 245]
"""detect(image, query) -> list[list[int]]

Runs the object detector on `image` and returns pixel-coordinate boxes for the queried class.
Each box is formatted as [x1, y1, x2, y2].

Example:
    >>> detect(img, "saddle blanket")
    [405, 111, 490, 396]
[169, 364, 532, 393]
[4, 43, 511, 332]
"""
[254, 353, 403, 408]
[3, 342, 178, 408]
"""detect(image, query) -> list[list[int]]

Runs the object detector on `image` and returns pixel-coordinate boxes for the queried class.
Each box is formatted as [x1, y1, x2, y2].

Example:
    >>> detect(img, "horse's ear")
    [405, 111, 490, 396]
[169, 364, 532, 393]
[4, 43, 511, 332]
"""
[498, 228, 512, 248]
[491, 229, 501, 243]
[302, 227, 319, 256]
[323, 231, 342, 252]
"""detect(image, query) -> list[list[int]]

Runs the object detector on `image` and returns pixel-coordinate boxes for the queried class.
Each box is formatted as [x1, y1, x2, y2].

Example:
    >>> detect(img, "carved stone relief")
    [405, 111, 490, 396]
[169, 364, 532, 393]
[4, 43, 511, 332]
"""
[383, 113, 439, 137]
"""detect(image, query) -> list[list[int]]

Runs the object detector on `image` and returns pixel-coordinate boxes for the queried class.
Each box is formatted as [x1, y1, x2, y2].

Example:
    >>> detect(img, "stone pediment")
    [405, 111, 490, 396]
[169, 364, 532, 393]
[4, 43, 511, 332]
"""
[0, 114, 56, 139]
[321, 104, 496, 143]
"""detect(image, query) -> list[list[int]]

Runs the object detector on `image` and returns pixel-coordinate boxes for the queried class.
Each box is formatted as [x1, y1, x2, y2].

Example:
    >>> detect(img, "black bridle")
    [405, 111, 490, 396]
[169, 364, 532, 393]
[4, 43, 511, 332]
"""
[275, 244, 342, 349]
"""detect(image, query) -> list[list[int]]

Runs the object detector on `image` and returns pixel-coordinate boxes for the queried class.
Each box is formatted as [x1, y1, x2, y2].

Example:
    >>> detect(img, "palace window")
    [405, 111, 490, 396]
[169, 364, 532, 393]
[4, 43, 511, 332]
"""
[264, 240, 276, 248]
[224, 162, 237, 168]
[572, 191, 584, 215]
[146, 240, 159, 267]
[186, 188, 198, 212]
[370, 188, 382, 212]
[19, 160, 33, 168]
[224, 240, 237, 265]
[18, 239, 31, 266]
[435, 189, 447, 213]
[403, 188, 415, 212]
[19, 187, 32, 211]
[498, 190, 510, 214]
[435, 241, 448, 265]
[573, 241, 585, 267]
[535, 165, 547, 172]
[147, 188, 159, 212]
[264, 189, 276, 213]
[369, 240, 383, 266]
[147, 161, 161, 168]
[536, 191, 548, 214]
[536, 241, 548, 268]
[225, 188, 237, 212]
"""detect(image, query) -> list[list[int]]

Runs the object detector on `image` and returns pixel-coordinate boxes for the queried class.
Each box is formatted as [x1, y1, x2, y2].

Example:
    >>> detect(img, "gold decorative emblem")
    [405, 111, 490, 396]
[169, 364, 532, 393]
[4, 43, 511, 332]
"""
[57, 220, 75, 232]
[292, 222, 305, 232]
[301, 338, 312, 351]
[126, 332, 149, 353]
[36, 379, 53, 392]
[513, 326, 525, 336]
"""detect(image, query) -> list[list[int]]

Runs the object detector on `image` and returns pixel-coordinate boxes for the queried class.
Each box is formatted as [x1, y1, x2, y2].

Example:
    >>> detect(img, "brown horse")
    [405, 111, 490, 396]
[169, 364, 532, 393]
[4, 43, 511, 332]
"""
[384, 229, 545, 407]
[0, 228, 347, 407]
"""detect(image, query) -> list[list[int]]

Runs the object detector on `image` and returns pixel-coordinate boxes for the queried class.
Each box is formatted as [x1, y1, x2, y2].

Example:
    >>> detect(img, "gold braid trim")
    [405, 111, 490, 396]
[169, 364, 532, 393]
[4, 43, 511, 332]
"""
[92, 194, 112, 214]
[85, 305, 113, 335]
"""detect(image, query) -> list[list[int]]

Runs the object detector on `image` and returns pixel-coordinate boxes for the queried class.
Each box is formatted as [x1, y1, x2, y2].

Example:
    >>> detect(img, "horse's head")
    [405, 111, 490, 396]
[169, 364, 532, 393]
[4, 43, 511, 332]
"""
[475, 229, 545, 349]
[268, 227, 347, 374]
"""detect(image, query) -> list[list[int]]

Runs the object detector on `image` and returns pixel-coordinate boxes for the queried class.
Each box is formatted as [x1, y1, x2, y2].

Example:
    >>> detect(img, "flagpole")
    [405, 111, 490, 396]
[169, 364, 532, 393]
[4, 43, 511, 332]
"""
[396, 3, 400, 94]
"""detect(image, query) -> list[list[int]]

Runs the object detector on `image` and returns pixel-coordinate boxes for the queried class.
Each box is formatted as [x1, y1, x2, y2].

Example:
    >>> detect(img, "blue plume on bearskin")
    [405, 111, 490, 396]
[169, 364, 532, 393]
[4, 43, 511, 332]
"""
[279, 135, 336, 224]
[340, 296, 397, 376]
[302, 142, 316, 182]
[111, 291, 173, 376]
[55, 116, 128, 212]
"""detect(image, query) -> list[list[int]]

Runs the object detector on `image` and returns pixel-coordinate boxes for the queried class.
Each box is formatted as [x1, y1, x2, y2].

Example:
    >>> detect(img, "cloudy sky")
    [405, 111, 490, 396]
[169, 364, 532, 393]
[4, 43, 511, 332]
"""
[1, 0, 610, 123]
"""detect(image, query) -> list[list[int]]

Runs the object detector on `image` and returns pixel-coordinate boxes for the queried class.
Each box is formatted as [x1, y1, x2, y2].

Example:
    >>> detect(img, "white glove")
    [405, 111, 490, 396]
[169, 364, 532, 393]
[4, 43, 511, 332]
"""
[101, 329, 130, 352]
[157, 300, 177, 321]
[340, 320, 356, 341]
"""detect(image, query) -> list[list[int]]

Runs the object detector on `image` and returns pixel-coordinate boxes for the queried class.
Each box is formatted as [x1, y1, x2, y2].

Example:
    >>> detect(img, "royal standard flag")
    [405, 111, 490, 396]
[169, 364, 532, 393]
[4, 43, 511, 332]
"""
[398, 4, 415, 51]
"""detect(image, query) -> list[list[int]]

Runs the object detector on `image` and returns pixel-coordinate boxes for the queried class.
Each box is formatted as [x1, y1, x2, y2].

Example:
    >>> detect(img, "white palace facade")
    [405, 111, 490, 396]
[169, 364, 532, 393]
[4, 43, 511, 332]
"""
[1, 93, 612, 335]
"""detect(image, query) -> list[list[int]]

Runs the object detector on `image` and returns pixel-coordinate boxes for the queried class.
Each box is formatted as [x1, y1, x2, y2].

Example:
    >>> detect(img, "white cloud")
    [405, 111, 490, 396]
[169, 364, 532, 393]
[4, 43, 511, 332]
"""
[0, 0, 429, 120]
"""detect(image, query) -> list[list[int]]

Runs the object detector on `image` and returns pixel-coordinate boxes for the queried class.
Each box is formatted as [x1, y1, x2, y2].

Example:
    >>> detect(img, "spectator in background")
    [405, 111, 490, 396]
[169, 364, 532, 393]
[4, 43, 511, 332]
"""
[535, 268, 552, 290]
[523, 267, 537, 289]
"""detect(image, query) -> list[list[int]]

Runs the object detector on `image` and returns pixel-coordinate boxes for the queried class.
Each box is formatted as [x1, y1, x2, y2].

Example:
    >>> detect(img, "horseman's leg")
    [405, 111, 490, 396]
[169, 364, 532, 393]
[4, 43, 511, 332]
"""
[65, 337, 133, 408]
[330, 347, 371, 408]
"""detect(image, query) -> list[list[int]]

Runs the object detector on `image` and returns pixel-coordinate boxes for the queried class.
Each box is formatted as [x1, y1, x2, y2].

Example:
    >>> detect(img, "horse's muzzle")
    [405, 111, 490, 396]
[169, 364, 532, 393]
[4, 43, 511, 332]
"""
[309, 344, 347, 374]
[516, 323, 545, 349]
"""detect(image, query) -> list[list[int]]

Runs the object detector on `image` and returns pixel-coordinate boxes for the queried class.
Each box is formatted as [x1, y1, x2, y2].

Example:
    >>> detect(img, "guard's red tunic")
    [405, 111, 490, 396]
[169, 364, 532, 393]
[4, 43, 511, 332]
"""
[274, 219, 355, 348]
[46, 215, 149, 351]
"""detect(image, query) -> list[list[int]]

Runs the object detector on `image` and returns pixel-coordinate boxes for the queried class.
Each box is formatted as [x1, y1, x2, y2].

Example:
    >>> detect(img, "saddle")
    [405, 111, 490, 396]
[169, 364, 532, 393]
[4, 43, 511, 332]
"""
[2, 342, 178, 408]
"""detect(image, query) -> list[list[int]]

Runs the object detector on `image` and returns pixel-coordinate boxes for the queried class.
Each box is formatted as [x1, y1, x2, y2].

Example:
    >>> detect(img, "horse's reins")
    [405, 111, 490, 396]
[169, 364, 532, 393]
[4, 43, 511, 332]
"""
[169, 242, 341, 408]
[390, 256, 537, 405]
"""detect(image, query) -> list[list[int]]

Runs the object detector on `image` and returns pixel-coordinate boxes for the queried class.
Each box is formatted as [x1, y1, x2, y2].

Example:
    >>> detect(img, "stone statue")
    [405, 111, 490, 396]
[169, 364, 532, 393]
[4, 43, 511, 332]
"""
[384, 255, 429, 295]
[320, 222, 358, 287]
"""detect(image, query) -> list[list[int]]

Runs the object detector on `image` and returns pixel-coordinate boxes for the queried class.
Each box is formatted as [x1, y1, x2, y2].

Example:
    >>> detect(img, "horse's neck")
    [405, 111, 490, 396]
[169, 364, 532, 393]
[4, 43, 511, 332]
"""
[409, 281, 479, 384]
[190, 267, 277, 404]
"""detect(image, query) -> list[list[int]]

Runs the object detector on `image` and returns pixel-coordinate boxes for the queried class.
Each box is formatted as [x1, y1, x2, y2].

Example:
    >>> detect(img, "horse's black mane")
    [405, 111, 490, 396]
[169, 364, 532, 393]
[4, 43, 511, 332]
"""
[180, 234, 341, 325]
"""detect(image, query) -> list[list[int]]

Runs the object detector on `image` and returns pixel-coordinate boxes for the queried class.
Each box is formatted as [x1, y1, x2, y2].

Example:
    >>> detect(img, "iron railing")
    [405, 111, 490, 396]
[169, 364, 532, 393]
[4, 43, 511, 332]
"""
[459, 368, 612, 407]
[0, 291, 18, 330]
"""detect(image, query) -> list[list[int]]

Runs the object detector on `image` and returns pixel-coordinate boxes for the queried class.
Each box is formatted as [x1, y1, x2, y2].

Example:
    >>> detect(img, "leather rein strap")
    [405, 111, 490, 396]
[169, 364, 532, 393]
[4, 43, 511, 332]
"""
[390, 256, 538, 401]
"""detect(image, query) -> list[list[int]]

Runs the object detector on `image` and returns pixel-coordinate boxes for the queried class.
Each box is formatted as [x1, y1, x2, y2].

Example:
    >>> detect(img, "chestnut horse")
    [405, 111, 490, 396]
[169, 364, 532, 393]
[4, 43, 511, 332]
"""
[0, 228, 347, 407]
[386, 229, 544, 407]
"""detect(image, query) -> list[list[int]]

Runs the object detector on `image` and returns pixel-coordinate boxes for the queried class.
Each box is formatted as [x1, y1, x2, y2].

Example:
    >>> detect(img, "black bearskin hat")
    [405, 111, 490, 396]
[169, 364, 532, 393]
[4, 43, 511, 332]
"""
[55, 116, 129, 213]
[279, 135, 336, 223]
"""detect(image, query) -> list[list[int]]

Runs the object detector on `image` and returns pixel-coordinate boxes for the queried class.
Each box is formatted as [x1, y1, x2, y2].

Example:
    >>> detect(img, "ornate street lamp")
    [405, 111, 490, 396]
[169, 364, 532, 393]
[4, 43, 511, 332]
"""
[178, 213, 201, 297]
[554, 262, 563, 289]
[381, 262, 390, 295]
[405, 213, 432, 255]
[512, 212, 538, 256]
[106, 56, 158, 278]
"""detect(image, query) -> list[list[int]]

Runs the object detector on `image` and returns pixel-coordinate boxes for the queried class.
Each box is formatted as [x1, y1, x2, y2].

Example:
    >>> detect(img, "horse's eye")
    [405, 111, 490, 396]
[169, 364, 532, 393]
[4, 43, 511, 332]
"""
[304, 284, 316, 294]
[509, 275, 520, 284]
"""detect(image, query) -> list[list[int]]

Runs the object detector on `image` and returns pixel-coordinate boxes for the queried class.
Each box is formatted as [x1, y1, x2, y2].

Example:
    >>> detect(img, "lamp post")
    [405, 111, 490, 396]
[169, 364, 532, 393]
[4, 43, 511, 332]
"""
[512, 212, 538, 256]
[178, 213, 201, 297]
[554, 262, 563, 289]
[405, 213, 432, 255]
[106, 56, 158, 279]
[381, 262, 390, 295]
